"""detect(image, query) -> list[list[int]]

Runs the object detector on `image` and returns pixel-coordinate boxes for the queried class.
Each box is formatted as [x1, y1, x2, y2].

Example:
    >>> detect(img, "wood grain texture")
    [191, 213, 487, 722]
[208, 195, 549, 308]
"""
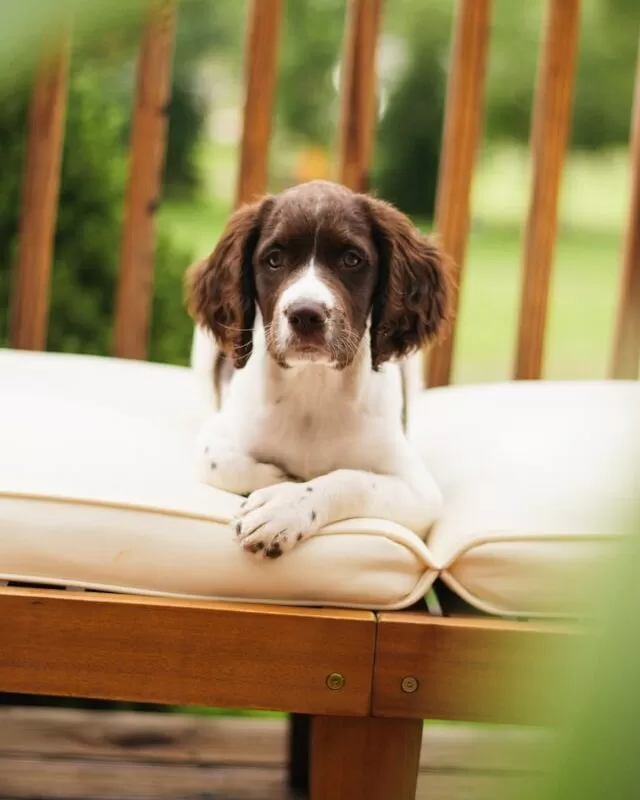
[426, 0, 491, 388]
[311, 715, 423, 800]
[611, 36, 640, 379]
[0, 707, 548, 772]
[10, 42, 70, 351]
[113, 1, 176, 360]
[0, 756, 536, 800]
[337, 0, 383, 192]
[0, 588, 375, 716]
[0, 758, 287, 800]
[514, 0, 580, 380]
[235, 0, 283, 206]
[372, 613, 575, 725]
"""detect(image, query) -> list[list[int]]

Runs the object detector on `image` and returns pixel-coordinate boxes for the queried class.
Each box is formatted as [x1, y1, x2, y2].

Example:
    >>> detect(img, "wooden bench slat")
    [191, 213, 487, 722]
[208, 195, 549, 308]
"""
[425, 0, 492, 388]
[235, 0, 283, 207]
[0, 707, 548, 773]
[514, 0, 580, 380]
[372, 613, 575, 725]
[113, 1, 176, 361]
[10, 42, 70, 352]
[0, 588, 375, 716]
[611, 36, 640, 380]
[0, 756, 537, 800]
[337, 0, 384, 193]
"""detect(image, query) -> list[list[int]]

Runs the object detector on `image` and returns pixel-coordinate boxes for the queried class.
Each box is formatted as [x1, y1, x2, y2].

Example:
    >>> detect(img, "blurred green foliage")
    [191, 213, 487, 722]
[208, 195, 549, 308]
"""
[277, 0, 344, 147]
[0, 65, 194, 363]
[1, 0, 639, 366]
[273, 0, 640, 216]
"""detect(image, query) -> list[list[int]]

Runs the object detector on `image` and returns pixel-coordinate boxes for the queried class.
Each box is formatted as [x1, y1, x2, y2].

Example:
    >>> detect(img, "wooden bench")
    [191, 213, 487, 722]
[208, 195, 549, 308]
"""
[2, 1, 639, 798]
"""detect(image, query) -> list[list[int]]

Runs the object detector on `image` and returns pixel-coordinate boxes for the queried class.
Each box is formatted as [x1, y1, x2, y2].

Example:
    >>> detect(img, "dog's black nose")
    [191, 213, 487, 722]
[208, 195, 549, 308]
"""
[286, 301, 328, 335]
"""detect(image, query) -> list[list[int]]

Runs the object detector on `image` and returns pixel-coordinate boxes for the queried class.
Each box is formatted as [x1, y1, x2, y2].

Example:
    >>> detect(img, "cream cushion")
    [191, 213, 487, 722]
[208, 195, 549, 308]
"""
[411, 381, 639, 616]
[0, 350, 437, 610]
[1, 348, 638, 617]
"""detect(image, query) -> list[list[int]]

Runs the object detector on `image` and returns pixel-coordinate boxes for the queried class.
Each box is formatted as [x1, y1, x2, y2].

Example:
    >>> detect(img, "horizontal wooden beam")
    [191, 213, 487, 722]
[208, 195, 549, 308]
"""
[0, 707, 546, 799]
[372, 613, 575, 725]
[0, 707, 547, 772]
[0, 588, 375, 716]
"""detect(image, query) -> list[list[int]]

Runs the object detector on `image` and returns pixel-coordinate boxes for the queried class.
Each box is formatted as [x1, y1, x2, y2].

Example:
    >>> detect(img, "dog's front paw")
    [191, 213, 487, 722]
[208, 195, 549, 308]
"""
[233, 482, 321, 558]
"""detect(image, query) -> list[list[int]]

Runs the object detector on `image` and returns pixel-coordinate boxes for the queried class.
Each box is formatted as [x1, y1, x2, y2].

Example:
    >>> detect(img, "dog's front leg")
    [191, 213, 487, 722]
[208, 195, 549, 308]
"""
[234, 442, 442, 558]
[196, 414, 291, 496]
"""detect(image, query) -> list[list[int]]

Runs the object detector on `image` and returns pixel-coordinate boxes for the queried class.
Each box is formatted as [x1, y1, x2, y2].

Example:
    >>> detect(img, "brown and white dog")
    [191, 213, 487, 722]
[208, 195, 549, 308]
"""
[187, 180, 453, 558]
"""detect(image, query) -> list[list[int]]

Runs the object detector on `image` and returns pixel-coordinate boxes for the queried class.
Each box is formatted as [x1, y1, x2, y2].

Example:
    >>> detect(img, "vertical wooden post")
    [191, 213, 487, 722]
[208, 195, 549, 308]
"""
[426, 0, 491, 388]
[514, 0, 581, 380]
[610, 37, 640, 380]
[235, 0, 283, 207]
[113, 1, 176, 360]
[337, 0, 383, 193]
[311, 715, 423, 800]
[10, 42, 70, 351]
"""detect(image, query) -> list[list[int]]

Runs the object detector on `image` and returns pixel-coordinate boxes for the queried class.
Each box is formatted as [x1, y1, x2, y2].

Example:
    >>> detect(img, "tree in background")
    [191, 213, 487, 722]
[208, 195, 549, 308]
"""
[276, 0, 344, 148]
[333, 0, 638, 218]
[165, 0, 244, 196]
[485, 0, 640, 149]
[372, 32, 447, 218]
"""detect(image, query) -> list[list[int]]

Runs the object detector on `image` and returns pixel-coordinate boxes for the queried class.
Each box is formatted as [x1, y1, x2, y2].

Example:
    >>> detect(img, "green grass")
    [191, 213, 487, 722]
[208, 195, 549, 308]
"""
[159, 144, 628, 383]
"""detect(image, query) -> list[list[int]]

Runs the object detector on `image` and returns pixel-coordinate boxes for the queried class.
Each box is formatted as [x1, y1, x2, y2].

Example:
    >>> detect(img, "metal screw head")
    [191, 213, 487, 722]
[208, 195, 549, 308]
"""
[326, 672, 346, 691]
[401, 676, 419, 694]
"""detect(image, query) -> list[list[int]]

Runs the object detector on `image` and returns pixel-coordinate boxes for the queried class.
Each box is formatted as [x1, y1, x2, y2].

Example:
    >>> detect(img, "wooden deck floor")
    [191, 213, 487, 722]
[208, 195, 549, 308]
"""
[0, 707, 548, 800]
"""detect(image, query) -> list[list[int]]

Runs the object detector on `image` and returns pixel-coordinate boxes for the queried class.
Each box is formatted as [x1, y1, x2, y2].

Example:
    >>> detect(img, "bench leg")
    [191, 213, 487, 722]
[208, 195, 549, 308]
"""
[310, 715, 422, 800]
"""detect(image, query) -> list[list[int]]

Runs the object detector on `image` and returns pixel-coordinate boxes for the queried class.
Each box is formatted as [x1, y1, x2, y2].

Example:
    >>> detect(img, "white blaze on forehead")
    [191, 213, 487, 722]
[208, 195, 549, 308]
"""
[279, 262, 335, 311]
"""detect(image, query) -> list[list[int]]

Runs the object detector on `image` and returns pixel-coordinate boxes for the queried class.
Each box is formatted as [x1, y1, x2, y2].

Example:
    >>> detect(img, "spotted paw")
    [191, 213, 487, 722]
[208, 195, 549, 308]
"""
[232, 482, 321, 558]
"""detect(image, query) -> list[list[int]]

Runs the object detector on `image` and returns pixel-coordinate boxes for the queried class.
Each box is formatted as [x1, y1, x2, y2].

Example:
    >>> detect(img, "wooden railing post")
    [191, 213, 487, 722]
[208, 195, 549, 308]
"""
[513, 0, 581, 380]
[113, 1, 176, 361]
[235, 0, 283, 207]
[426, 0, 491, 388]
[610, 36, 640, 380]
[10, 42, 70, 351]
[337, 0, 384, 193]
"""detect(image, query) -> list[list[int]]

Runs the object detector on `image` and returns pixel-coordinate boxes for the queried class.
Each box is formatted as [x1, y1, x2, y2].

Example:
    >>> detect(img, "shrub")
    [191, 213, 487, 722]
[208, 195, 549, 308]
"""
[0, 64, 194, 364]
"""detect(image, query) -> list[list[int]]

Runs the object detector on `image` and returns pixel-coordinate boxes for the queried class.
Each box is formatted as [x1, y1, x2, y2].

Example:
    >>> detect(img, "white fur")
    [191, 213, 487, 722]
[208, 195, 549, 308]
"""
[275, 262, 335, 354]
[192, 324, 442, 557]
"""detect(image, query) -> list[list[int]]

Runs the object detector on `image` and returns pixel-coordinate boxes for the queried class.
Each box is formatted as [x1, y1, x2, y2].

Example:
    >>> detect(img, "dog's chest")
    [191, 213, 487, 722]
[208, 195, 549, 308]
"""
[247, 394, 374, 480]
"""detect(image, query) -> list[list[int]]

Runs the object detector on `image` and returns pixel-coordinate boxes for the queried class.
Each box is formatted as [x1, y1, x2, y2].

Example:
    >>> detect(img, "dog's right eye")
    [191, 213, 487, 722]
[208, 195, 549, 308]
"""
[265, 249, 285, 269]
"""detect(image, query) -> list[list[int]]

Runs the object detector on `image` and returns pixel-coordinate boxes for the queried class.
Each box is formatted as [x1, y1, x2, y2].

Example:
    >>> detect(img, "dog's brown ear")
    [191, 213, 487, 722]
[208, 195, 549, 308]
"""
[186, 196, 273, 368]
[363, 196, 455, 368]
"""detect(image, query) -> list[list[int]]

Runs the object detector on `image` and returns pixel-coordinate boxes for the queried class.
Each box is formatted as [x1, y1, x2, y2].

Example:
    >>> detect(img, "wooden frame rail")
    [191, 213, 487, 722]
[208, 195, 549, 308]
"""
[0, 588, 375, 717]
[0, 584, 576, 800]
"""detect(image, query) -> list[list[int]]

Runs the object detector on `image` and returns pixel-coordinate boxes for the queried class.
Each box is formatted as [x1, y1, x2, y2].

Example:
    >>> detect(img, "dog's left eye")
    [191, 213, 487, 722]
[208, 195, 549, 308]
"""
[343, 250, 362, 268]
[266, 249, 284, 269]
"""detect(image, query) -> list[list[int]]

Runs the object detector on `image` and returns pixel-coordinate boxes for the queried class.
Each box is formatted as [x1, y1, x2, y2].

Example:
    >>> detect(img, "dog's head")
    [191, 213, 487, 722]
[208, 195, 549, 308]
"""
[187, 180, 454, 369]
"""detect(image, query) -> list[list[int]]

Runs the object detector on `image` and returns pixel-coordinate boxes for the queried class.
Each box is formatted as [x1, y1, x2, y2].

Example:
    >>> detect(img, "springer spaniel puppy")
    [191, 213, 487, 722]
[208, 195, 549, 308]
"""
[188, 180, 453, 559]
